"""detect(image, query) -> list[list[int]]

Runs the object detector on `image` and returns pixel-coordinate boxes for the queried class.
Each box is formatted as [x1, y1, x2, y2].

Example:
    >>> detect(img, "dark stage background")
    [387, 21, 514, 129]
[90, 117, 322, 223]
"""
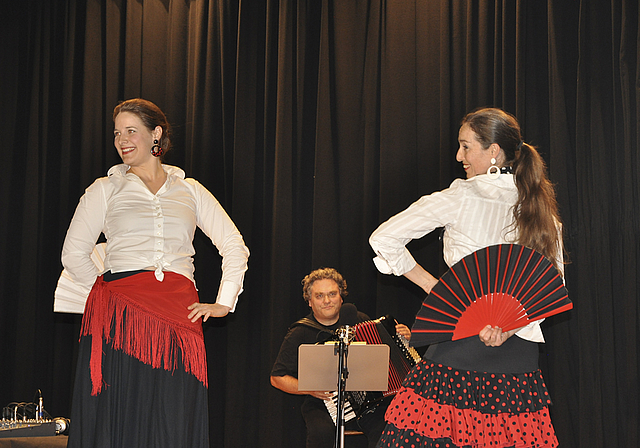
[0, 1, 638, 447]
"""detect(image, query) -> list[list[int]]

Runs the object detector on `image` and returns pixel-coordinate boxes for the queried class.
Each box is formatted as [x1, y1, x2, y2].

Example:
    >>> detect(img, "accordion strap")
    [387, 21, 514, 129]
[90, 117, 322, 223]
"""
[289, 317, 329, 332]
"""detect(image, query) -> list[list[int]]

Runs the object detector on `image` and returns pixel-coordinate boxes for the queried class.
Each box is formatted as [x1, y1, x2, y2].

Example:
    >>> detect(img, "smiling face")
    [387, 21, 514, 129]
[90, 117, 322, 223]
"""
[456, 124, 499, 179]
[113, 112, 161, 167]
[308, 278, 343, 326]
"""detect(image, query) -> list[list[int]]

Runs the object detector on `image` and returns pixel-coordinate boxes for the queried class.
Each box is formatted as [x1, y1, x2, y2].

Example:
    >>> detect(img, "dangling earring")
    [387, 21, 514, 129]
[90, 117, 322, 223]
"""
[150, 139, 163, 157]
[486, 157, 500, 179]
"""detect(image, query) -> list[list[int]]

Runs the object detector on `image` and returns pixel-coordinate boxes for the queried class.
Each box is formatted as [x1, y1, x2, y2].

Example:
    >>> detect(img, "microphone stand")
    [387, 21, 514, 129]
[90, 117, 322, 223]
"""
[334, 325, 352, 448]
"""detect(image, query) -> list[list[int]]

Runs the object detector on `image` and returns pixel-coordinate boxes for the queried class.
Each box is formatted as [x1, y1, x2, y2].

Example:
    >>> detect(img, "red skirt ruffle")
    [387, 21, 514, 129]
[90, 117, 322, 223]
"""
[377, 361, 558, 448]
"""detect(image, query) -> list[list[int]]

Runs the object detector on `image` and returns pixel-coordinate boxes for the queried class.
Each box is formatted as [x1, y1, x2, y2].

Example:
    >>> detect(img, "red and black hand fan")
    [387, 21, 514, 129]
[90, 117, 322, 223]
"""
[410, 244, 572, 347]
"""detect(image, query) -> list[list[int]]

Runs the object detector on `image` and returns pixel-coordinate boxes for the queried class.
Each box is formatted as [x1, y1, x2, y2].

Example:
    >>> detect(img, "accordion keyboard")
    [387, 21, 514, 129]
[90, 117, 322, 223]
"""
[323, 391, 357, 424]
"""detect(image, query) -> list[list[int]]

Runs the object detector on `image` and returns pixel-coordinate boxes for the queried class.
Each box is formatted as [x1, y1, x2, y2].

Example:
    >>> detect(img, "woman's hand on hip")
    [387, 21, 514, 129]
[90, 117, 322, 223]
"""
[187, 302, 230, 322]
[403, 264, 439, 294]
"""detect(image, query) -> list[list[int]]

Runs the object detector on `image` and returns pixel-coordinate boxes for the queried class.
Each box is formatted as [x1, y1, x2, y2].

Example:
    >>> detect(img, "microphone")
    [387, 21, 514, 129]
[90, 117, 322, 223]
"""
[337, 303, 358, 327]
[315, 303, 359, 344]
[37, 390, 43, 421]
[335, 303, 358, 344]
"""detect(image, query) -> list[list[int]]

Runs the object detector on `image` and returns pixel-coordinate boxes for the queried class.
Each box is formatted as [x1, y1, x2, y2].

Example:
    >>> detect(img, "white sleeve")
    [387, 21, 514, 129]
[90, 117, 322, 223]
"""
[191, 180, 249, 312]
[54, 243, 106, 314]
[60, 179, 108, 294]
[555, 221, 566, 279]
[370, 184, 461, 276]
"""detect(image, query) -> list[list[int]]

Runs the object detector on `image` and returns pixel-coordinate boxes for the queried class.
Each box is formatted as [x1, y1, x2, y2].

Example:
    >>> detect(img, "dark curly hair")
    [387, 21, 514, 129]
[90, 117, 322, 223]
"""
[301, 268, 348, 303]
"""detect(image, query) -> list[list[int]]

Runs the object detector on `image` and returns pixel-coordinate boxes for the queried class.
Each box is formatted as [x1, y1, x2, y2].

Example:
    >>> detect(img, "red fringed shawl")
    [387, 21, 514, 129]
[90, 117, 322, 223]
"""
[81, 272, 208, 395]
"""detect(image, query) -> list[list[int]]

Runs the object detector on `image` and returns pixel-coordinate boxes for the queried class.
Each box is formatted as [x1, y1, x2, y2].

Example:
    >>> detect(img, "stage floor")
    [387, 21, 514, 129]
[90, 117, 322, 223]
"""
[0, 436, 67, 447]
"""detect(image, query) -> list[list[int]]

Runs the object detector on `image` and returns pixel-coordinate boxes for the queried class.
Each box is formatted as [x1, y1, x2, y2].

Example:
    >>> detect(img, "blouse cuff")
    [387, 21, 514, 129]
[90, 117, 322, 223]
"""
[216, 280, 242, 312]
[514, 319, 545, 343]
[372, 256, 393, 274]
[372, 251, 417, 276]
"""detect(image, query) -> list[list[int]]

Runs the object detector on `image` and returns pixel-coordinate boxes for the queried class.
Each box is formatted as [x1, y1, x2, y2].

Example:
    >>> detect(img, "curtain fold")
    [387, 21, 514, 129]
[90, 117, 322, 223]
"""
[0, 1, 638, 446]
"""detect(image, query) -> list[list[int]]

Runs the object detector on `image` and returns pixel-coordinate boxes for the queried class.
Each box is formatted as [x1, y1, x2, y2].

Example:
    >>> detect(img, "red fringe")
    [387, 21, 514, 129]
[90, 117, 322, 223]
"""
[81, 273, 208, 395]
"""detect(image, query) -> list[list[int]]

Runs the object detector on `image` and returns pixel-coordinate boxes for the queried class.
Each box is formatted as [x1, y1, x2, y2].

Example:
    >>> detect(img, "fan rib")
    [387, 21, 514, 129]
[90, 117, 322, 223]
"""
[493, 245, 502, 294]
[413, 317, 455, 328]
[422, 293, 463, 318]
[462, 259, 480, 302]
[526, 284, 567, 310]
[519, 265, 554, 307]
[513, 256, 546, 300]
[475, 251, 485, 298]
[529, 301, 573, 320]
[413, 329, 454, 335]
[498, 244, 513, 294]
[450, 268, 474, 306]
[504, 246, 526, 295]
[527, 292, 570, 318]
[509, 250, 536, 297]
[439, 278, 470, 312]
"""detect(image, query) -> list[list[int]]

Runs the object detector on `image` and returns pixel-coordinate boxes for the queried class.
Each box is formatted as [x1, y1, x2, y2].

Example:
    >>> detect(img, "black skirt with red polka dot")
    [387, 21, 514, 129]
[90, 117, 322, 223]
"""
[375, 339, 558, 448]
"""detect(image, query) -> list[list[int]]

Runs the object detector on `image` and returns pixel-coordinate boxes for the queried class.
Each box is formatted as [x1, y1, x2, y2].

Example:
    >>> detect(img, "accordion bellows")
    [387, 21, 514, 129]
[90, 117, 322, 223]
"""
[410, 244, 572, 347]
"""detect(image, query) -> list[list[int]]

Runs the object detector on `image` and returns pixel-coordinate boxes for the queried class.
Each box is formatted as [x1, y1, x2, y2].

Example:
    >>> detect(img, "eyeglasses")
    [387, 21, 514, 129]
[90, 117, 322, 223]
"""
[313, 291, 339, 300]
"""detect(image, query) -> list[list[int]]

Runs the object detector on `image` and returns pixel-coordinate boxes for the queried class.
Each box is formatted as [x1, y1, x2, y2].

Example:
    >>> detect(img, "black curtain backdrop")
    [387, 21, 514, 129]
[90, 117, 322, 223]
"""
[0, 1, 638, 447]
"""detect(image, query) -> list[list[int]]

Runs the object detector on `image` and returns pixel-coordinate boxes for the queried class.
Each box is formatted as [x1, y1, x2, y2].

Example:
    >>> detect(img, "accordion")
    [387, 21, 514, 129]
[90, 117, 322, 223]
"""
[323, 315, 421, 424]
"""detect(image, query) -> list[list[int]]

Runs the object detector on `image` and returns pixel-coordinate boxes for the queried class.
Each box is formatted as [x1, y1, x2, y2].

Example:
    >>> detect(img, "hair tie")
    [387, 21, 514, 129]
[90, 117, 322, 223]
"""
[517, 140, 524, 151]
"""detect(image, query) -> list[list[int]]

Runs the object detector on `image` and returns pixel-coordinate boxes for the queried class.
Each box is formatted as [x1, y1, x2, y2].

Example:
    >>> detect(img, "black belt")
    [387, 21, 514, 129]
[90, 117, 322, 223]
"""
[102, 269, 150, 282]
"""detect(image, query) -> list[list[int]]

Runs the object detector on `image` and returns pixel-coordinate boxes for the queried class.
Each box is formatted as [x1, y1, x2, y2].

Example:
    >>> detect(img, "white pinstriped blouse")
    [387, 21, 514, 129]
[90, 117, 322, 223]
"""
[370, 173, 563, 343]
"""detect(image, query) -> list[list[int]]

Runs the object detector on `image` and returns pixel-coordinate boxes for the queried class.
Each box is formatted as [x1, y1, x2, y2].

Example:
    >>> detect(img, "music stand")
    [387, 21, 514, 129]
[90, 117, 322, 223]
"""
[298, 343, 389, 448]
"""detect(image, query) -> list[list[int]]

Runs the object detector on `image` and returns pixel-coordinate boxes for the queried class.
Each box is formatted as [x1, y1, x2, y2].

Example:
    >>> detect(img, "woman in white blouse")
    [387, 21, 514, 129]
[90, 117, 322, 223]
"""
[370, 108, 564, 448]
[62, 98, 249, 448]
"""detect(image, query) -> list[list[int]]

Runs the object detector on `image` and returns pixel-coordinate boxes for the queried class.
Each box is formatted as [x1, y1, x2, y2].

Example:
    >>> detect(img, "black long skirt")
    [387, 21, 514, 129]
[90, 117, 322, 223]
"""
[67, 331, 209, 447]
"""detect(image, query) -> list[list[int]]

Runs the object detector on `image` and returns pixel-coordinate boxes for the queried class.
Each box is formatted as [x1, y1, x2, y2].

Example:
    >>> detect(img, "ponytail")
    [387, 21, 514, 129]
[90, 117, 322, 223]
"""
[512, 143, 564, 270]
[461, 108, 565, 271]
